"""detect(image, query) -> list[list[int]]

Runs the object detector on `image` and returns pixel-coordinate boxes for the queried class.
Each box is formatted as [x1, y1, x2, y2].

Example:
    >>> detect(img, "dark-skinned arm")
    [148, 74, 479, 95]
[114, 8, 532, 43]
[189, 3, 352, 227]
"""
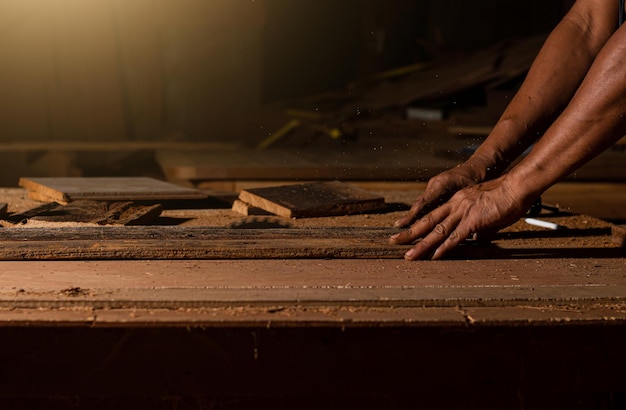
[393, 0, 617, 229]
[391, 0, 626, 260]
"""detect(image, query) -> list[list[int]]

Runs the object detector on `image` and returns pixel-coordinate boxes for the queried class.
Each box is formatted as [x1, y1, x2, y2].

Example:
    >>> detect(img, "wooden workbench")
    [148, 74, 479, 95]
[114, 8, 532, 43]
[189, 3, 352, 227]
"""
[0, 184, 624, 325]
[0, 186, 625, 408]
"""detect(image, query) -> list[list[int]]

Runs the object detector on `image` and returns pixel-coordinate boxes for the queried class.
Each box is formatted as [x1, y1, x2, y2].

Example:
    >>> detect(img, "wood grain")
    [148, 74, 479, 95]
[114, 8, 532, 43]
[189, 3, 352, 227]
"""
[238, 181, 386, 218]
[156, 148, 461, 181]
[0, 215, 621, 260]
[8, 200, 163, 226]
[18, 177, 208, 204]
[0, 226, 405, 260]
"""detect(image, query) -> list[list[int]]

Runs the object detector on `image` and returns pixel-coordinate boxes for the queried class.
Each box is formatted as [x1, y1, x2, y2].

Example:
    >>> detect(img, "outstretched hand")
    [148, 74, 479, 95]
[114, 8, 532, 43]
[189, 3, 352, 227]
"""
[389, 175, 533, 260]
[392, 163, 488, 229]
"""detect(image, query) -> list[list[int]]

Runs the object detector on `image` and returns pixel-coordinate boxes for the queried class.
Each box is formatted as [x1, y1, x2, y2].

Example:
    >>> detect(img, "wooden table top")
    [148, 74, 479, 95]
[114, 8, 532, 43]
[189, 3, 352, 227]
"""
[0, 187, 624, 328]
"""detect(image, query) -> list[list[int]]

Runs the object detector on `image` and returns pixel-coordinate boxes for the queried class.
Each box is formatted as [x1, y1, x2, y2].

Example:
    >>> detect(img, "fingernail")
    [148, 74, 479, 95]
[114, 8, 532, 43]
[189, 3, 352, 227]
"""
[404, 248, 416, 260]
[390, 233, 400, 240]
[393, 220, 403, 228]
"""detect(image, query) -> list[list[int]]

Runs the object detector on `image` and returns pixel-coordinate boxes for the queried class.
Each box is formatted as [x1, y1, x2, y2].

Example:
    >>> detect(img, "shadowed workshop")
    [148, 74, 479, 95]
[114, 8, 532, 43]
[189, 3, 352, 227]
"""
[1, 1, 626, 409]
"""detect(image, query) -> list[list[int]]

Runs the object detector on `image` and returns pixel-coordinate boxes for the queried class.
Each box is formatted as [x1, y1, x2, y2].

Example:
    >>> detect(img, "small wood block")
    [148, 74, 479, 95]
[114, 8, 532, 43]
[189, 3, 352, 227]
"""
[18, 177, 208, 205]
[237, 181, 386, 218]
[231, 199, 273, 216]
[8, 200, 163, 226]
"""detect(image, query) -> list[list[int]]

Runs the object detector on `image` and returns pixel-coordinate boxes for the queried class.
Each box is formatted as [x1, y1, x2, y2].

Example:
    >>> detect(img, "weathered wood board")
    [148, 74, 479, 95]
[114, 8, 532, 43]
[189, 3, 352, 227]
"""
[156, 148, 461, 181]
[7, 200, 163, 226]
[0, 226, 407, 260]
[18, 177, 208, 204]
[238, 181, 386, 218]
[0, 212, 621, 261]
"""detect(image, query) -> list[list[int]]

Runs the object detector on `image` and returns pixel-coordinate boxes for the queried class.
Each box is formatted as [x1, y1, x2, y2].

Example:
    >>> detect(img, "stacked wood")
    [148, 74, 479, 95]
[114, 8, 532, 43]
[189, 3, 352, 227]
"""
[234, 181, 386, 218]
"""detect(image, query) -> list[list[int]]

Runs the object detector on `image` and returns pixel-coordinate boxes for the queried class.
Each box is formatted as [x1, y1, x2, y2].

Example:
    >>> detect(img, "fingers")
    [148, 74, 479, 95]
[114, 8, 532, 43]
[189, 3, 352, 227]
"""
[404, 215, 463, 261]
[393, 198, 428, 228]
[389, 192, 488, 260]
[430, 222, 473, 260]
[390, 202, 465, 260]
[389, 212, 439, 245]
[393, 188, 447, 228]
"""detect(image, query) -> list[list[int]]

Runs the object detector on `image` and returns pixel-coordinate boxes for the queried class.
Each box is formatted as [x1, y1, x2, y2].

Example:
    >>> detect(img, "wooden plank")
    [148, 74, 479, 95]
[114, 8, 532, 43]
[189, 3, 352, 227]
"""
[1, 257, 626, 311]
[0, 226, 406, 260]
[231, 199, 273, 216]
[0, 237, 408, 261]
[0, 211, 620, 260]
[238, 181, 386, 218]
[1, 304, 624, 327]
[18, 177, 208, 204]
[7, 200, 163, 226]
[156, 148, 461, 181]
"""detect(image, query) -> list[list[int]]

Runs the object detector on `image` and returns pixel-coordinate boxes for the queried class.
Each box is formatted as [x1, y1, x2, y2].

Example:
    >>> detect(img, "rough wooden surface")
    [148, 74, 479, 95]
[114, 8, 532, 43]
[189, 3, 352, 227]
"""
[18, 176, 208, 204]
[0, 256, 626, 327]
[238, 181, 386, 218]
[7, 200, 163, 226]
[156, 148, 461, 181]
[0, 187, 623, 327]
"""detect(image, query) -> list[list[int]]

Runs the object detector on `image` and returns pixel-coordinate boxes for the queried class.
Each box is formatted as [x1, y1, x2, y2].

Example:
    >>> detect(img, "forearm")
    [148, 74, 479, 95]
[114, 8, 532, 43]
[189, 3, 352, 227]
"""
[468, 0, 616, 180]
[507, 23, 626, 200]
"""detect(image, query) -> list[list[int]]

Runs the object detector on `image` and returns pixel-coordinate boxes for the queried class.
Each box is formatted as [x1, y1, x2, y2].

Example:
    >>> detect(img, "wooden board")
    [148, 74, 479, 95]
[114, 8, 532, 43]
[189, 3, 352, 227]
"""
[0, 212, 620, 261]
[238, 181, 386, 218]
[1, 256, 626, 316]
[0, 226, 407, 260]
[18, 177, 208, 204]
[6, 200, 163, 226]
[156, 148, 461, 181]
[231, 199, 273, 216]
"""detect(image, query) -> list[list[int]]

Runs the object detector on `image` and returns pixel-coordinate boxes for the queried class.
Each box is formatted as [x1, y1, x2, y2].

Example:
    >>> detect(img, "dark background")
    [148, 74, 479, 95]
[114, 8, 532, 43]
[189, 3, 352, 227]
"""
[0, 0, 573, 144]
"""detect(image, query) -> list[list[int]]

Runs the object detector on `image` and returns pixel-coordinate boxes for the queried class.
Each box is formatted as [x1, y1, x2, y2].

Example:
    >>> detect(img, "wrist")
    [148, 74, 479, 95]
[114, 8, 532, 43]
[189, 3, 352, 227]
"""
[504, 162, 552, 203]
[461, 152, 500, 182]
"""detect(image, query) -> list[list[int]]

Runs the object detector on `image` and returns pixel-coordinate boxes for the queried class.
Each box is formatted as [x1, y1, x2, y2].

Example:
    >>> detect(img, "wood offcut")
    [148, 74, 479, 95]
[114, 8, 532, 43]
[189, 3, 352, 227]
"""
[237, 181, 386, 218]
[7, 200, 163, 226]
[18, 177, 208, 204]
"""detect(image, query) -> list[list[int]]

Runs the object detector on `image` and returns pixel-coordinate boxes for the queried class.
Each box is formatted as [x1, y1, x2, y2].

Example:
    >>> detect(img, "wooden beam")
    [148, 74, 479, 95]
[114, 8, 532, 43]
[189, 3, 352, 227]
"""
[18, 176, 208, 204]
[238, 181, 386, 218]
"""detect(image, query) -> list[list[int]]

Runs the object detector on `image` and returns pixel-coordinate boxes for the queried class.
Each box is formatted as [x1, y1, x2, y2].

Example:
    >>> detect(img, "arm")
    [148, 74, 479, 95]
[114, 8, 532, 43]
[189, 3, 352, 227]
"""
[392, 0, 626, 260]
[393, 0, 617, 229]
[470, 0, 617, 178]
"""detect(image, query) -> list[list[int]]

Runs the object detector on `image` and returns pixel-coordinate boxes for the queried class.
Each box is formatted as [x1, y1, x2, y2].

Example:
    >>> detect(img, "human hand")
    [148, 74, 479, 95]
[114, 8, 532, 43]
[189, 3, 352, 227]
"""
[393, 162, 488, 229]
[389, 175, 533, 260]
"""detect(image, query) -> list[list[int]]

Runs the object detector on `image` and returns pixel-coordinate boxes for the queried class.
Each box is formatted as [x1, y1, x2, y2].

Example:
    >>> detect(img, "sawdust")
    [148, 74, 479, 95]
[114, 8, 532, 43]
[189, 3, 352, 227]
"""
[0, 187, 620, 251]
